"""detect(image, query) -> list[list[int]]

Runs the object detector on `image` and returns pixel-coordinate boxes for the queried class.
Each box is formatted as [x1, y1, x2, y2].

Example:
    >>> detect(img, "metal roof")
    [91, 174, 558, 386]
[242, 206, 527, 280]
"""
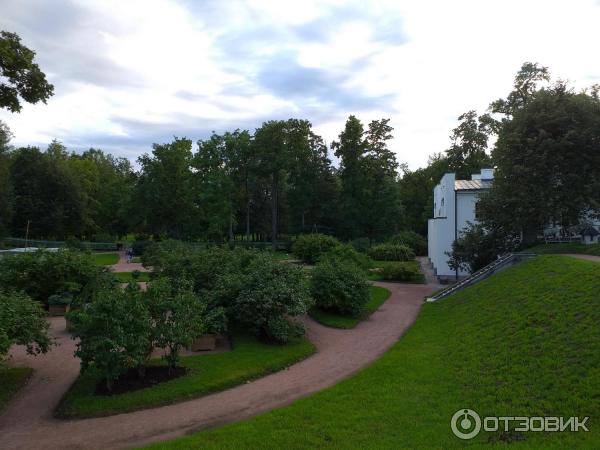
[581, 226, 600, 237]
[454, 179, 492, 191]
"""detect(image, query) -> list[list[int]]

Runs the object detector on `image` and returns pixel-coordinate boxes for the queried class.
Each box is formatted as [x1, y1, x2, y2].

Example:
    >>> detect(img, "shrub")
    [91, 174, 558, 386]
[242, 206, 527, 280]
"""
[69, 286, 151, 392]
[389, 231, 428, 256]
[234, 254, 312, 343]
[291, 233, 340, 264]
[321, 244, 372, 271]
[131, 270, 141, 280]
[0, 290, 52, 364]
[367, 243, 415, 261]
[310, 258, 370, 317]
[0, 249, 109, 306]
[380, 262, 424, 282]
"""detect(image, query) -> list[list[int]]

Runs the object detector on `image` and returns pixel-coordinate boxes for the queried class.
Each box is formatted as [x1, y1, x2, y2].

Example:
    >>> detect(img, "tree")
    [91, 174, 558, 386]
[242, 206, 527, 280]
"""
[134, 138, 197, 239]
[362, 119, 403, 240]
[194, 133, 235, 241]
[0, 121, 13, 236]
[490, 62, 550, 120]
[144, 278, 209, 373]
[480, 81, 600, 243]
[70, 286, 151, 392]
[0, 31, 54, 112]
[445, 111, 493, 179]
[0, 290, 52, 364]
[332, 115, 368, 239]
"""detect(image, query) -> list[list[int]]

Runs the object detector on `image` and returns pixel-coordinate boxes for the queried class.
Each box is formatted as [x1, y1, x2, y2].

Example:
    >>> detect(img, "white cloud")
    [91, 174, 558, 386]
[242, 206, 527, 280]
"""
[1, 0, 600, 168]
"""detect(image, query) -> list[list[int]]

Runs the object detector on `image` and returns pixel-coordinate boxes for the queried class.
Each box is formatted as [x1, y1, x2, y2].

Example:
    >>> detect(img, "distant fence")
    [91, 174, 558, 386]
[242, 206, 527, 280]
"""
[1, 237, 118, 251]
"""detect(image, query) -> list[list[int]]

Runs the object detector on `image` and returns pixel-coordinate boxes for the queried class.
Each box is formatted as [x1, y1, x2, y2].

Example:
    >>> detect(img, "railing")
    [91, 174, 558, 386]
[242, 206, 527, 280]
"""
[426, 253, 536, 302]
[1, 237, 118, 251]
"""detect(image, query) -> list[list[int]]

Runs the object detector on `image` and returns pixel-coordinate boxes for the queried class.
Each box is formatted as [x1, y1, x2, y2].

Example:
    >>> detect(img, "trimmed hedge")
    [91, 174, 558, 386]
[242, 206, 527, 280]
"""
[367, 244, 415, 261]
[380, 262, 424, 282]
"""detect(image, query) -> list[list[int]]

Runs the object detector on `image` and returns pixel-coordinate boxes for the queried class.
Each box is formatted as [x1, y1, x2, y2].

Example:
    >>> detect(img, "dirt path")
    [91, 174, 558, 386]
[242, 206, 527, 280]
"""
[0, 268, 438, 450]
[562, 253, 600, 263]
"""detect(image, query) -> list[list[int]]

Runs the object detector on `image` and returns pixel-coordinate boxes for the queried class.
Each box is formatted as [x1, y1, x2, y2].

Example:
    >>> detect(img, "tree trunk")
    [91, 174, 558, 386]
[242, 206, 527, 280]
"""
[271, 172, 278, 250]
[301, 211, 305, 232]
[245, 200, 251, 241]
[228, 213, 234, 242]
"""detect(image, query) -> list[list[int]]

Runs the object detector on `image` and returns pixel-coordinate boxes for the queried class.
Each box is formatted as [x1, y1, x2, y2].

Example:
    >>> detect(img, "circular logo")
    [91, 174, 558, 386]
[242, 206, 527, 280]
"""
[451, 409, 481, 440]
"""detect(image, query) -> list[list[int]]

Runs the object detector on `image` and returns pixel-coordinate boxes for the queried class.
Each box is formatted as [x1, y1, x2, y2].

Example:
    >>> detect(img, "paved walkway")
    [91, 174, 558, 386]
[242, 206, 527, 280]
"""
[562, 253, 600, 263]
[109, 251, 149, 273]
[0, 265, 439, 450]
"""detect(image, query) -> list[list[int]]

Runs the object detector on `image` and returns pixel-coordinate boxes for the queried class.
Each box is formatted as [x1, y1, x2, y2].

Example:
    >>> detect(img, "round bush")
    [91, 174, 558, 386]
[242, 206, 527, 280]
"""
[310, 259, 370, 317]
[367, 243, 415, 261]
[234, 254, 312, 344]
[291, 233, 340, 264]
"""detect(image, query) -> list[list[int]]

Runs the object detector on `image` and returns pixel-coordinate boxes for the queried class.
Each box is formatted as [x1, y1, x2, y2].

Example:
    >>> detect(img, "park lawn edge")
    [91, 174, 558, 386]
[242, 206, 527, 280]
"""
[0, 367, 33, 412]
[309, 285, 392, 329]
[55, 331, 316, 419]
[113, 272, 152, 282]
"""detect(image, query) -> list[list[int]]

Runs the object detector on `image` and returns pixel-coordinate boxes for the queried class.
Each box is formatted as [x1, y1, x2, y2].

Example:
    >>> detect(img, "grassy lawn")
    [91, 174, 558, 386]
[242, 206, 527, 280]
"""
[145, 255, 600, 449]
[56, 330, 315, 419]
[309, 285, 391, 329]
[113, 271, 151, 282]
[92, 252, 120, 265]
[368, 259, 425, 283]
[132, 256, 141, 263]
[524, 242, 600, 256]
[0, 367, 33, 412]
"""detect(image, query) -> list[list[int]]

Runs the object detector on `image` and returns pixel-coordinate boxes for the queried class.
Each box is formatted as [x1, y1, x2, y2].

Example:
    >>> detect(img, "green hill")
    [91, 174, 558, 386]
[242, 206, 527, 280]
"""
[146, 255, 600, 449]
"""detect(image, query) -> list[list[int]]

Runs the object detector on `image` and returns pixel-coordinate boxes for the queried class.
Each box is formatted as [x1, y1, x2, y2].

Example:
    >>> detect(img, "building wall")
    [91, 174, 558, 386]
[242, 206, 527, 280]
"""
[428, 173, 457, 279]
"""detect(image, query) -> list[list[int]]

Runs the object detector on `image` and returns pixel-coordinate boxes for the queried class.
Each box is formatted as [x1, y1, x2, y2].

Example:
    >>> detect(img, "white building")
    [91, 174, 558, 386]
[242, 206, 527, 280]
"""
[428, 169, 494, 282]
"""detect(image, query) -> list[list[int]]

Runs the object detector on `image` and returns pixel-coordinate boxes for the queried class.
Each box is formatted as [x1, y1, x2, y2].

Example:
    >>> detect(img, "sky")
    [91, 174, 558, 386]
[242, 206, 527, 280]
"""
[1, 0, 600, 170]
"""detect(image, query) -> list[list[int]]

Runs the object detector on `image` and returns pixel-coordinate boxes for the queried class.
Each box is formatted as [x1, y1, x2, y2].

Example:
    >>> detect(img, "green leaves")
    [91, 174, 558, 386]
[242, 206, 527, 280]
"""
[0, 290, 52, 363]
[0, 31, 54, 113]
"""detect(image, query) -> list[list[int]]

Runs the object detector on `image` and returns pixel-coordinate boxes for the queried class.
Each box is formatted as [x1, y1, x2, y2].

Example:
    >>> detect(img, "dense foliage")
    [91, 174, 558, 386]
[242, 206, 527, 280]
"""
[230, 254, 311, 343]
[70, 286, 151, 391]
[310, 258, 370, 317]
[143, 243, 313, 344]
[0, 290, 52, 364]
[367, 243, 415, 261]
[0, 249, 110, 305]
[291, 233, 340, 264]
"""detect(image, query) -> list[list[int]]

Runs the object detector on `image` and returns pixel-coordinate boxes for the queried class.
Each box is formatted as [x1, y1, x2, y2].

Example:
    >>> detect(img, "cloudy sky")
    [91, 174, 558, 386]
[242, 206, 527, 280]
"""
[1, 0, 600, 169]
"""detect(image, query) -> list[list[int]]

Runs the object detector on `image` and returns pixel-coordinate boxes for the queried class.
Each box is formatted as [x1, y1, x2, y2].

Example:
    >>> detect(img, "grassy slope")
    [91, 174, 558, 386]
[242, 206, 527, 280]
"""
[0, 367, 33, 412]
[57, 331, 315, 419]
[524, 242, 600, 256]
[309, 286, 392, 329]
[146, 256, 600, 449]
[92, 253, 120, 265]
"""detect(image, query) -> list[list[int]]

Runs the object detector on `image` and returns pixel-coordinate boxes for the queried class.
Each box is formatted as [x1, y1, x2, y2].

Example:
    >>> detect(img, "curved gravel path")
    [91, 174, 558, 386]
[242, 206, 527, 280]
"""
[0, 263, 439, 450]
